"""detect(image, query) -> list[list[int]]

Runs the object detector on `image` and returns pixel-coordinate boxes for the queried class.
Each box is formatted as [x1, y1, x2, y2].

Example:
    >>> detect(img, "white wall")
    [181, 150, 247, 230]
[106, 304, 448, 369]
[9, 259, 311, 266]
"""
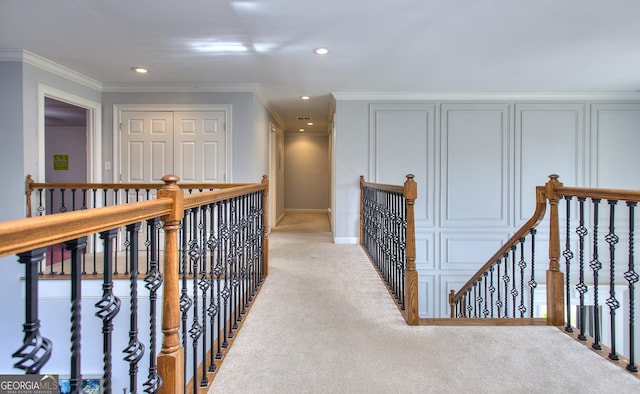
[333, 95, 640, 318]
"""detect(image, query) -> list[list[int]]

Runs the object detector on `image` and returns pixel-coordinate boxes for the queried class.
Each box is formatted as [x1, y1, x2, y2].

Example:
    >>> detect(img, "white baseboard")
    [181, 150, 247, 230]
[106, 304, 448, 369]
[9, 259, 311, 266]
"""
[333, 237, 359, 245]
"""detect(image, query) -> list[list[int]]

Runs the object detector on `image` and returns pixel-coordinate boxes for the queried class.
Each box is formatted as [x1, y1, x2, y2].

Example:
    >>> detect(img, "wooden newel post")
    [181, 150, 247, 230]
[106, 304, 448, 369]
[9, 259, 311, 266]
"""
[404, 174, 419, 325]
[545, 174, 565, 326]
[262, 175, 269, 276]
[157, 175, 185, 393]
[25, 175, 34, 218]
[359, 176, 365, 245]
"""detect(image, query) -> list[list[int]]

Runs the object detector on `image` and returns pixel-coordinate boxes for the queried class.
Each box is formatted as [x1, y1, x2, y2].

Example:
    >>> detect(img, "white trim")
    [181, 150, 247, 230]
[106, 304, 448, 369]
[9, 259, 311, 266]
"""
[333, 237, 358, 245]
[284, 208, 330, 214]
[0, 49, 102, 91]
[102, 82, 261, 93]
[38, 84, 102, 182]
[113, 104, 232, 183]
[331, 91, 640, 101]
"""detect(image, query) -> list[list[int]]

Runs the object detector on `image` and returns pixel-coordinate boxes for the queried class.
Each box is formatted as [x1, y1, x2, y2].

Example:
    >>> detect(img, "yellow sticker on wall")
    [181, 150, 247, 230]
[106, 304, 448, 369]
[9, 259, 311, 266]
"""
[53, 154, 69, 171]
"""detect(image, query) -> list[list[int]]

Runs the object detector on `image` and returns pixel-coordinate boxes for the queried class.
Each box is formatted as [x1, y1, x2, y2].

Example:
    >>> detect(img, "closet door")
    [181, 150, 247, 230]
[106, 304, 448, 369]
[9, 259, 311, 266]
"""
[120, 111, 174, 183]
[173, 111, 226, 183]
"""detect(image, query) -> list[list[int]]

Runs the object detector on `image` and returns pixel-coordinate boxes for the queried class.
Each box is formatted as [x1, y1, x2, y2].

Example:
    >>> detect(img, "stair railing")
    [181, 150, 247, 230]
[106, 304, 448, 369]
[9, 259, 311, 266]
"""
[450, 174, 640, 373]
[360, 174, 418, 325]
[2, 174, 269, 393]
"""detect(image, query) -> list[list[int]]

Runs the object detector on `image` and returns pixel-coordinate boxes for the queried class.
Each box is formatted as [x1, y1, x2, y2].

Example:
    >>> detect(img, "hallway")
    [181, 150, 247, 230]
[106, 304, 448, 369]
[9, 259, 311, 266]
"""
[208, 213, 639, 393]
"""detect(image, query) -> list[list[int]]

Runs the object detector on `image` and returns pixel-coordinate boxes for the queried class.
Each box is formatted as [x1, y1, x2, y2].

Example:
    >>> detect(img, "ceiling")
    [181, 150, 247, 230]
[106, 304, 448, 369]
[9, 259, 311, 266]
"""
[2, 1, 640, 133]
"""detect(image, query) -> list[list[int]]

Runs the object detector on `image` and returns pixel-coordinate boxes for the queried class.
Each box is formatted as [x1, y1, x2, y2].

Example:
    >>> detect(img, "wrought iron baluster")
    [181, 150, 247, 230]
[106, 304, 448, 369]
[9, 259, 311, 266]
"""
[95, 229, 122, 394]
[605, 200, 620, 361]
[496, 259, 503, 317]
[518, 238, 526, 318]
[576, 198, 588, 341]
[221, 200, 231, 347]
[143, 217, 163, 393]
[510, 245, 517, 318]
[66, 237, 87, 393]
[502, 253, 510, 318]
[563, 196, 574, 333]
[59, 188, 67, 213]
[189, 206, 203, 393]
[179, 210, 192, 393]
[199, 206, 210, 388]
[123, 223, 144, 393]
[590, 199, 602, 350]
[624, 202, 638, 372]
[529, 229, 537, 318]
[13, 248, 52, 374]
[216, 200, 226, 358]
[465, 288, 472, 318]
[489, 266, 496, 318]
[207, 202, 219, 373]
[92, 189, 98, 275]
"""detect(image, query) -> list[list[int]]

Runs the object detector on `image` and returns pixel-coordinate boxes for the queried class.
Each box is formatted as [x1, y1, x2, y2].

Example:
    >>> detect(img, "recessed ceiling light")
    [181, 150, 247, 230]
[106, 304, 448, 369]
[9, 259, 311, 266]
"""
[313, 47, 330, 55]
[307, 122, 313, 126]
[131, 67, 148, 74]
[301, 96, 310, 100]
[299, 128, 305, 132]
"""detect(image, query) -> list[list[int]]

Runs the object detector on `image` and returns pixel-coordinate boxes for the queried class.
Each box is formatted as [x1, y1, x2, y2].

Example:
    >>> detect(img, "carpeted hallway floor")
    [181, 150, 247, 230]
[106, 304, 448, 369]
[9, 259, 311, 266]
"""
[208, 213, 640, 393]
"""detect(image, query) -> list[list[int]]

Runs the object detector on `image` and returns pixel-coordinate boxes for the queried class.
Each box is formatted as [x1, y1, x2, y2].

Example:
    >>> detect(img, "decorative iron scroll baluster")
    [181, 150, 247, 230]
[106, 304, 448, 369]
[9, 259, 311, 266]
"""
[472, 282, 478, 318]
[95, 229, 122, 394]
[66, 237, 87, 393]
[179, 209, 192, 393]
[216, 200, 226, 357]
[13, 248, 52, 374]
[510, 245, 517, 318]
[528, 229, 537, 318]
[231, 198, 240, 331]
[465, 288, 472, 317]
[59, 188, 67, 213]
[143, 217, 163, 393]
[189, 206, 203, 394]
[483, 272, 489, 317]
[590, 199, 602, 351]
[563, 196, 574, 333]
[207, 202, 219, 373]
[518, 238, 527, 318]
[502, 253, 509, 318]
[605, 200, 620, 361]
[489, 266, 495, 318]
[496, 259, 502, 317]
[222, 200, 231, 348]
[199, 206, 210, 388]
[625, 202, 638, 372]
[123, 223, 145, 393]
[576, 198, 588, 341]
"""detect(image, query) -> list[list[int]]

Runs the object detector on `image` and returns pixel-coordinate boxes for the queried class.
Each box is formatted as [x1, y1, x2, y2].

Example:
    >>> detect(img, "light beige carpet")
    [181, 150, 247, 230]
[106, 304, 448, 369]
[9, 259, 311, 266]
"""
[209, 214, 639, 393]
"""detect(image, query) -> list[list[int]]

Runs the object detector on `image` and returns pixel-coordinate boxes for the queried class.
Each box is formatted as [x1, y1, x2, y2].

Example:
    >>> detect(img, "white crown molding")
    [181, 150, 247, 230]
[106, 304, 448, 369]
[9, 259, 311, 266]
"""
[0, 49, 103, 91]
[331, 91, 640, 101]
[102, 81, 262, 93]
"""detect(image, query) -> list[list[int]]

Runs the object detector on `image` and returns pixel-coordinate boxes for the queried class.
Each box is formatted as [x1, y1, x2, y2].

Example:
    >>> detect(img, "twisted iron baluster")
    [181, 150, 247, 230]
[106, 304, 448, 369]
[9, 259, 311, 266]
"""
[605, 200, 620, 361]
[528, 229, 537, 318]
[13, 248, 52, 374]
[143, 218, 163, 393]
[95, 229, 122, 394]
[123, 223, 145, 393]
[66, 237, 87, 393]
[575, 198, 589, 341]
[624, 202, 638, 372]
[563, 196, 574, 333]
[590, 199, 602, 350]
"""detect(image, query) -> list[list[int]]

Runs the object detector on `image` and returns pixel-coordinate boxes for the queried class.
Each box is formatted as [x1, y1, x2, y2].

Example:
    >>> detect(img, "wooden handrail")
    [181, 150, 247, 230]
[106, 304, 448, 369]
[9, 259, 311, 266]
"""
[0, 199, 172, 258]
[449, 185, 548, 307]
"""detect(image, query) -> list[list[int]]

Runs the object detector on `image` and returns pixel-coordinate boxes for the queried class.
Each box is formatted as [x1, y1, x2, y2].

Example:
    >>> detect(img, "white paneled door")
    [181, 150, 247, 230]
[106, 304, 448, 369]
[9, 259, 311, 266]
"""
[120, 111, 226, 184]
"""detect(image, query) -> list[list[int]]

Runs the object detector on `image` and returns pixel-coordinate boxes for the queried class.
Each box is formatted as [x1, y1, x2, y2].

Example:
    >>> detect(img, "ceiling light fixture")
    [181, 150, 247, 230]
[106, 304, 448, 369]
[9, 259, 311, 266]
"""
[307, 122, 313, 126]
[313, 47, 330, 55]
[195, 42, 248, 53]
[131, 67, 148, 74]
[301, 96, 310, 100]
[299, 128, 305, 132]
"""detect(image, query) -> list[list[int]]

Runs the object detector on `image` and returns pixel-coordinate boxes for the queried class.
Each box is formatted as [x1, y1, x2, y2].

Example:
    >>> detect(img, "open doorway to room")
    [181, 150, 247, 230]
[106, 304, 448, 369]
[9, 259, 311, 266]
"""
[44, 97, 88, 215]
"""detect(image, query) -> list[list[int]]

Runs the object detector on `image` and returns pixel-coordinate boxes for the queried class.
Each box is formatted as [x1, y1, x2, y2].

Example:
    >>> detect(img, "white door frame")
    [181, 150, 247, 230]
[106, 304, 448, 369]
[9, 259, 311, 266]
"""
[38, 84, 102, 182]
[268, 122, 278, 232]
[113, 104, 232, 183]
